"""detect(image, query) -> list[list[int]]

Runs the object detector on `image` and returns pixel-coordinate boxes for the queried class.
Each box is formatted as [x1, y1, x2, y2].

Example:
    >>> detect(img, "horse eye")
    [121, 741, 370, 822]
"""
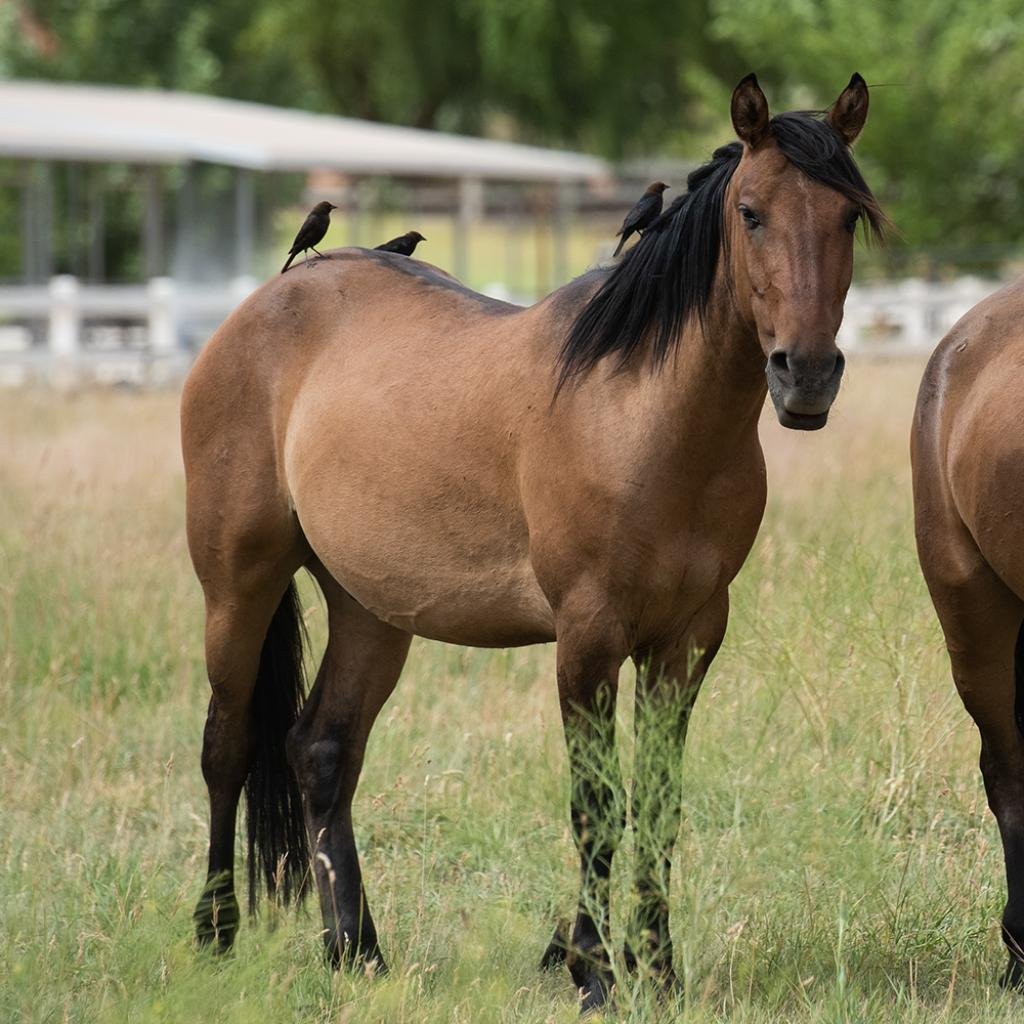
[739, 205, 761, 230]
[845, 210, 861, 234]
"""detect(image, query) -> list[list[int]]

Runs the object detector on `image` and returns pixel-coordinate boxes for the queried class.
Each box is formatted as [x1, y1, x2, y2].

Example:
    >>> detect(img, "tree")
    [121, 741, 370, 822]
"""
[707, 0, 1024, 256]
[5, 0, 1024, 257]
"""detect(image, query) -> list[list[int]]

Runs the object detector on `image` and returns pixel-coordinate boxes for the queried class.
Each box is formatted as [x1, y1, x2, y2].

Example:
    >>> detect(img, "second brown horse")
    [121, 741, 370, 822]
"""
[182, 74, 883, 1010]
[914, 281, 1024, 989]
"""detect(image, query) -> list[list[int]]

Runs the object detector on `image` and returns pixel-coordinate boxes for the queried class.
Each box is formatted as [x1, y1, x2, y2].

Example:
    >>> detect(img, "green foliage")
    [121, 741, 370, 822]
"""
[235, 0, 734, 153]
[4, 1, 1024, 258]
[4, 0, 727, 151]
[3, 0, 301, 103]
[707, 0, 1024, 256]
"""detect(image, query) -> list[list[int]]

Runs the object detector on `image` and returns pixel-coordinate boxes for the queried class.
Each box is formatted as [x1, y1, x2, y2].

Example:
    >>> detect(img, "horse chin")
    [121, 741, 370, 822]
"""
[775, 407, 830, 431]
[765, 371, 837, 431]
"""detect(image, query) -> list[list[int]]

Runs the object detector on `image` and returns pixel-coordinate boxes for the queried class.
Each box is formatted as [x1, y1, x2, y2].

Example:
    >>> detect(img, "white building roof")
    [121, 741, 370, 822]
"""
[0, 80, 608, 182]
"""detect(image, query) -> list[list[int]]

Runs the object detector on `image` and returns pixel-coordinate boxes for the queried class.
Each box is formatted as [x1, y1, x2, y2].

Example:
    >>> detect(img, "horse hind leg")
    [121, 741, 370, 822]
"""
[927, 552, 1024, 987]
[1004, 618, 1024, 986]
[185, 458, 312, 944]
[287, 565, 411, 970]
[979, 608, 1024, 989]
[182, 346, 317, 947]
[192, 562, 312, 948]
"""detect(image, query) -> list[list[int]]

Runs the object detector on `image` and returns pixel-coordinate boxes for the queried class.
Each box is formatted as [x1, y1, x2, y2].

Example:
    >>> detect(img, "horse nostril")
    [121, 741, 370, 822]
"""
[771, 348, 844, 383]
[768, 350, 790, 376]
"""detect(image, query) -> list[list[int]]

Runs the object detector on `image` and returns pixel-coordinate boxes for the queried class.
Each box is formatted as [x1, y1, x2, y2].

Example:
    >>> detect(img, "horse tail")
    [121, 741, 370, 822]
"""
[245, 579, 310, 907]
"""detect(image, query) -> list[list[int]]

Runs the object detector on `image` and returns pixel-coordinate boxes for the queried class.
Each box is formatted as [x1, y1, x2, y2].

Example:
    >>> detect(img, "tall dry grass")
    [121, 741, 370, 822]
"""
[0, 360, 1017, 1022]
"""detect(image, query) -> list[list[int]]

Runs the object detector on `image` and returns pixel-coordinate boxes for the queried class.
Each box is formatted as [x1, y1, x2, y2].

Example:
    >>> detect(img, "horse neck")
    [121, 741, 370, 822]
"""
[644, 270, 768, 455]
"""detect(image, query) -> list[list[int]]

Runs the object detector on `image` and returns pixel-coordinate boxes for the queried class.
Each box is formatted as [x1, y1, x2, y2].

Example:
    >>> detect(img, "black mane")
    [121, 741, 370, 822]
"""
[557, 112, 885, 390]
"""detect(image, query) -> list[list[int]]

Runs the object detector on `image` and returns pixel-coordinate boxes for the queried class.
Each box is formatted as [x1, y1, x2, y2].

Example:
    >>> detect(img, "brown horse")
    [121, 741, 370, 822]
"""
[182, 74, 882, 1010]
[913, 282, 1024, 989]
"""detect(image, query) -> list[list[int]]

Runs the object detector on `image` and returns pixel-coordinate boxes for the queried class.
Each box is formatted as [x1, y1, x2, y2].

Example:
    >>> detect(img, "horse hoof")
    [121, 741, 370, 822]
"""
[1000, 955, 1024, 992]
[623, 942, 679, 994]
[193, 884, 240, 952]
[355, 952, 388, 979]
[576, 969, 613, 1015]
[193, 875, 240, 952]
[324, 930, 389, 977]
[568, 947, 614, 1014]
[540, 920, 570, 970]
[649, 964, 681, 998]
[544, 924, 613, 1011]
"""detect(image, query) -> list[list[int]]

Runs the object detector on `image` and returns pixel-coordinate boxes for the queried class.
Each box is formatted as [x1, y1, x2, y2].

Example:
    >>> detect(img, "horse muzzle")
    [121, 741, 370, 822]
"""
[765, 347, 845, 431]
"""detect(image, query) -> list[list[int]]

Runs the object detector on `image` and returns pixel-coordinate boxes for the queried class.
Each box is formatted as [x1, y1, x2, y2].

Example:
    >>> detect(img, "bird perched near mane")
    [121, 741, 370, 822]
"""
[374, 231, 426, 257]
[281, 201, 336, 273]
[612, 181, 669, 257]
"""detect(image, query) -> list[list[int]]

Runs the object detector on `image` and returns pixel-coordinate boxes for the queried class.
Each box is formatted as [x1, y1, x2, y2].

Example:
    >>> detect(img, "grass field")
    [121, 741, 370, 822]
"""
[2, 359, 1020, 1023]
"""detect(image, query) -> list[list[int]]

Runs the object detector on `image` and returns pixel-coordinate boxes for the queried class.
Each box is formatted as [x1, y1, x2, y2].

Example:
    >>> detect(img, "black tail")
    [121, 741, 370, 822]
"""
[1015, 619, 1024, 740]
[245, 580, 309, 908]
[612, 232, 628, 258]
[281, 251, 297, 274]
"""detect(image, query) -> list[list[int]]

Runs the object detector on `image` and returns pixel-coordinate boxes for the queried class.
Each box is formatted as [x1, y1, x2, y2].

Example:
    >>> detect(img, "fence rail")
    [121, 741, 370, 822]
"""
[0, 275, 257, 386]
[0, 273, 1005, 386]
[837, 276, 998, 356]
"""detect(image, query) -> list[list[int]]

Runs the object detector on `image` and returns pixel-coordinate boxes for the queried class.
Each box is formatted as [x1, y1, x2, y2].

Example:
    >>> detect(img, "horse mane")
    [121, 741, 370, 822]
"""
[557, 111, 886, 390]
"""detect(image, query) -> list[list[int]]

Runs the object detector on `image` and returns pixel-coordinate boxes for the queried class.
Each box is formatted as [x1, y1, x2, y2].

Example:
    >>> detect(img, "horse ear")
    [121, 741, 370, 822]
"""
[731, 73, 770, 148]
[828, 73, 869, 146]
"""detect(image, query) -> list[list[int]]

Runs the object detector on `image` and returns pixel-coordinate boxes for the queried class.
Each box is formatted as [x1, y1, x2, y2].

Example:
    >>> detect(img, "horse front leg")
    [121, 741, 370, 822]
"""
[627, 590, 729, 989]
[543, 619, 627, 1012]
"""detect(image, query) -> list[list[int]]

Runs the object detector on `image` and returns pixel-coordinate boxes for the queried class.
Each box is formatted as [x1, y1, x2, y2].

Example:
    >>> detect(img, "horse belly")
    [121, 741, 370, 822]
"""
[280, 307, 559, 645]
[289, 459, 555, 646]
[318, 526, 554, 646]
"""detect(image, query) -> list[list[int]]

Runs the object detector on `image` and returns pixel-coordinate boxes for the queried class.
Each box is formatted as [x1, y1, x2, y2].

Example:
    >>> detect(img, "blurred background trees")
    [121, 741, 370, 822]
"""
[3, 0, 1024, 262]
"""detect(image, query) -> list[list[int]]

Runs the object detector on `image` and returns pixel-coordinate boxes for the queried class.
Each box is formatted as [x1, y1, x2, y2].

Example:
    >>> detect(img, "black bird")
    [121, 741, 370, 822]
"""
[612, 181, 669, 257]
[374, 230, 426, 257]
[281, 201, 336, 273]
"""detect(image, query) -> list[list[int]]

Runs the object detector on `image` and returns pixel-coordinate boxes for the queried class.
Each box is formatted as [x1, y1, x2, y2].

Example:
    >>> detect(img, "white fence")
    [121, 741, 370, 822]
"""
[0, 275, 256, 387]
[0, 273, 1004, 386]
[838, 276, 999, 356]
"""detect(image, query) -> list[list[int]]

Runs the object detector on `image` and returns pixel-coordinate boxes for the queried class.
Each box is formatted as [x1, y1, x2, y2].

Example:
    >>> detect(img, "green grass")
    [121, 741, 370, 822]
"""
[1, 362, 1019, 1022]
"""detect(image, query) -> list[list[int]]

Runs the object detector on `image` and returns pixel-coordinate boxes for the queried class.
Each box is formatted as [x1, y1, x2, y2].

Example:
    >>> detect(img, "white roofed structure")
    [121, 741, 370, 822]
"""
[0, 80, 607, 182]
[0, 80, 609, 288]
[0, 80, 611, 385]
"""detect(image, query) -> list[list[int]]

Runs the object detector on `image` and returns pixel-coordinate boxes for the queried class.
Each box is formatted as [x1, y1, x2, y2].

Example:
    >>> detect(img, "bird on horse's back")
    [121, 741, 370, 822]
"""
[182, 72, 883, 1012]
